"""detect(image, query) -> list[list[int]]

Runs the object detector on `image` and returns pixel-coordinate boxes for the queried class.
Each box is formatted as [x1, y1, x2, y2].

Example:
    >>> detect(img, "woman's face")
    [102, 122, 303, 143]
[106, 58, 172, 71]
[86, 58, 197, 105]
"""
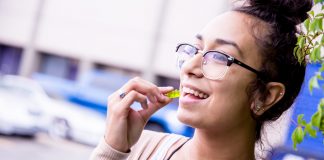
[178, 11, 263, 133]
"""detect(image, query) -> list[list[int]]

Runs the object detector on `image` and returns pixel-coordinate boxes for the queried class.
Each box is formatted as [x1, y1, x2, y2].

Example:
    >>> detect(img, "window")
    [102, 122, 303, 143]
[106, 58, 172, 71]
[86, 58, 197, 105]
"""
[95, 63, 140, 77]
[86, 63, 141, 91]
[38, 53, 79, 80]
[0, 44, 23, 75]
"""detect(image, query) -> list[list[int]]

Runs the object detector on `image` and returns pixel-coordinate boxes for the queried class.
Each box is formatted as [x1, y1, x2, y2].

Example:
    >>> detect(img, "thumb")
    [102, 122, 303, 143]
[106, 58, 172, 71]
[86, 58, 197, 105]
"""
[158, 86, 175, 94]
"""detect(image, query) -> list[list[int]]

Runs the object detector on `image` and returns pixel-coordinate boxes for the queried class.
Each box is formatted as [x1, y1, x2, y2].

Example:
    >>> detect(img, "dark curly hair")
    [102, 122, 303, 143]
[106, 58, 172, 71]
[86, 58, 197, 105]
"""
[234, 0, 313, 141]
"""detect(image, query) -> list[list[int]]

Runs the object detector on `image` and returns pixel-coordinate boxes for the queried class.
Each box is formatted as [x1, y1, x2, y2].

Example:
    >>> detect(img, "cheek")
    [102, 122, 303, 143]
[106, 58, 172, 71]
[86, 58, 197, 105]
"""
[207, 69, 253, 115]
[203, 84, 252, 129]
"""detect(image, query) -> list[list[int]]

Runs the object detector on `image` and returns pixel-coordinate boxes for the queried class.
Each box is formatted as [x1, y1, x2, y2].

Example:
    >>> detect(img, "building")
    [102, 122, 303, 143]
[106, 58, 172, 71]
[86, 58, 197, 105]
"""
[0, 0, 229, 86]
[3, 0, 317, 158]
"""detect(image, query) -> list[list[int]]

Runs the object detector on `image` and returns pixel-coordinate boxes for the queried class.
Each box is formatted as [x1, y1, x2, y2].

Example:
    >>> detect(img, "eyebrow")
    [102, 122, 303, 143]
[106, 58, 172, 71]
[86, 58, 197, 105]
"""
[195, 34, 244, 58]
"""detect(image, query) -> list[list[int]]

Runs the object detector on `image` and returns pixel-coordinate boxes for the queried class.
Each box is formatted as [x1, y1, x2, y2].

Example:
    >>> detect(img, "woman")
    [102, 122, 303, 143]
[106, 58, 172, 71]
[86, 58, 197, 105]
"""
[90, 0, 313, 159]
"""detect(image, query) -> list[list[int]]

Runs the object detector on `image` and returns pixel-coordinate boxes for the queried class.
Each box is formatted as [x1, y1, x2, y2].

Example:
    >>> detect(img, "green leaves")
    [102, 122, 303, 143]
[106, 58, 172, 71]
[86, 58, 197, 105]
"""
[319, 100, 324, 133]
[310, 18, 323, 32]
[310, 47, 321, 62]
[305, 123, 317, 138]
[292, 99, 324, 150]
[309, 10, 315, 18]
[292, 126, 305, 150]
[298, 36, 306, 49]
[318, 18, 323, 32]
[316, 13, 324, 18]
[309, 76, 320, 93]
[292, 1, 324, 150]
[304, 19, 311, 30]
[296, 10, 324, 64]
[312, 100, 324, 128]
[312, 111, 322, 128]
[298, 114, 307, 126]
[320, 63, 324, 72]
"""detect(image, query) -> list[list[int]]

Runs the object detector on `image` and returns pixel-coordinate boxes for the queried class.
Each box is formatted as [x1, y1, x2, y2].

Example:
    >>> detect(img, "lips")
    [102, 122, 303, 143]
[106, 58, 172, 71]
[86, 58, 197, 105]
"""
[182, 86, 209, 99]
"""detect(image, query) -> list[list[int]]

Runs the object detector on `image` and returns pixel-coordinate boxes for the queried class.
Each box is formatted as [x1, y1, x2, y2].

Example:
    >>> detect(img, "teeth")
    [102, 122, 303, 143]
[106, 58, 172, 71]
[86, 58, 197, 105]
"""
[182, 87, 209, 99]
[199, 93, 204, 98]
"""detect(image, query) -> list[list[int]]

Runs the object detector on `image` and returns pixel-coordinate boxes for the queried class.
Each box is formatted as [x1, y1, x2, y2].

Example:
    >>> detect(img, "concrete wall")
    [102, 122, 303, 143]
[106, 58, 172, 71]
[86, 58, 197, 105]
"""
[0, 0, 229, 79]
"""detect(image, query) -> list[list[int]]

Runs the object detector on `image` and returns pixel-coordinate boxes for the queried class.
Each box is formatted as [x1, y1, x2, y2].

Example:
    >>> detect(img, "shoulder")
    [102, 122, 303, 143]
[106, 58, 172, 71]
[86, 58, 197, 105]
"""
[129, 130, 188, 160]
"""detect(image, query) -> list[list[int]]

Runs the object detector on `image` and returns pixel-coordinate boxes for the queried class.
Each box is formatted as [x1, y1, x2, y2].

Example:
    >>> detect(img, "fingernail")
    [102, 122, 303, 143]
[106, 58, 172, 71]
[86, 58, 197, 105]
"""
[166, 86, 174, 90]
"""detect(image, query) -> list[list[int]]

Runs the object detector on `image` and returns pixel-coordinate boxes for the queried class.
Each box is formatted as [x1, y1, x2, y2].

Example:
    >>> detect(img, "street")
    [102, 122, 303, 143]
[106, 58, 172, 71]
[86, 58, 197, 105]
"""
[0, 133, 95, 160]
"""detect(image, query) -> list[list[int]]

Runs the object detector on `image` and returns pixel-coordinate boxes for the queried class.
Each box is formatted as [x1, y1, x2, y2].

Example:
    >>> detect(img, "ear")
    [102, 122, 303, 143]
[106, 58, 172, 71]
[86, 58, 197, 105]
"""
[254, 82, 285, 116]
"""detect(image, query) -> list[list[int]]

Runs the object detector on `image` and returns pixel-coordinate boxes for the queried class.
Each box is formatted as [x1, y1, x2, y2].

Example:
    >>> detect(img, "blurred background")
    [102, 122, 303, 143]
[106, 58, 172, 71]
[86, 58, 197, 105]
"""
[0, 0, 322, 159]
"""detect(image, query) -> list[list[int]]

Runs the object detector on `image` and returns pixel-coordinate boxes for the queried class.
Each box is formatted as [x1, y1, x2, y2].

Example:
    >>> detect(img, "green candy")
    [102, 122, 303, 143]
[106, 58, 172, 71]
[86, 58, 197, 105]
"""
[165, 89, 180, 98]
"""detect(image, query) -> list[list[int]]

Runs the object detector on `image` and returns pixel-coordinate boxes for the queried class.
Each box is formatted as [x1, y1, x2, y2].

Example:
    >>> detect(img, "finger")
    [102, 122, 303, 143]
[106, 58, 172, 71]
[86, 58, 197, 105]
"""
[158, 86, 175, 94]
[112, 90, 147, 115]
[147, 95, 157, 104]
[138, 97, 172, 121]
[154, 86, 174, 103]
[139, 88, 173, 120]
[119, 90, 148, 109]
[107, 90, 124, 105]
[121, 77, 162, 102]
[140, 98, 149, 110]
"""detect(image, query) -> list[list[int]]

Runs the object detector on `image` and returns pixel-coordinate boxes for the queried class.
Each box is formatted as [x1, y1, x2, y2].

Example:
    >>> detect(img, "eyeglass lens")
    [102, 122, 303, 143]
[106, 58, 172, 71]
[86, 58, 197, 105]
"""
[176, 44, 229, 80]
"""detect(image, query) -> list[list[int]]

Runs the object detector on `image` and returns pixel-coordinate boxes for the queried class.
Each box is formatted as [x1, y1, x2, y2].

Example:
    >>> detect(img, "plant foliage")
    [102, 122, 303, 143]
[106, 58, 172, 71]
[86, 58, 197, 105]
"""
[292, 0, 324, 150]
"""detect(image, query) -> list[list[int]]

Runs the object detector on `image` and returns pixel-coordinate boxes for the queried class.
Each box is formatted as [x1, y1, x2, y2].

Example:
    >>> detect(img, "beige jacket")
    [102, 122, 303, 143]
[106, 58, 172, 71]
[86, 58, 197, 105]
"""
[90, 130, 189, 160]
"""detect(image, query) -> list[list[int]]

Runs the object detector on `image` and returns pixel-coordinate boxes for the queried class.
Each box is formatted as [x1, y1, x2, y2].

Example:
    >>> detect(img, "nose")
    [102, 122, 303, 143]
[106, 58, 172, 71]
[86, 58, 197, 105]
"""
[180, 51, 204, 79]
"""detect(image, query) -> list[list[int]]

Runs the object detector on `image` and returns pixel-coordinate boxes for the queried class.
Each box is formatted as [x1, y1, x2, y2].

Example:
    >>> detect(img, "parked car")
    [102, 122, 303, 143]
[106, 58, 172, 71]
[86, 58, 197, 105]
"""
[0, 75, 106, 146]
[0, 78, 41, 137]
[33, 71, 194, 137]
[38, 99, 106, 146]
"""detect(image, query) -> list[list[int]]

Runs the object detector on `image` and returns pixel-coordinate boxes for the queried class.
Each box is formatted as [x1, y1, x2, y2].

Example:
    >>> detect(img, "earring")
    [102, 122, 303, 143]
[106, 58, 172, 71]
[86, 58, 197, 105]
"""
[255, 105, 261, 113]
[254, 101, 263, 113]
[280, 92, 284, 96]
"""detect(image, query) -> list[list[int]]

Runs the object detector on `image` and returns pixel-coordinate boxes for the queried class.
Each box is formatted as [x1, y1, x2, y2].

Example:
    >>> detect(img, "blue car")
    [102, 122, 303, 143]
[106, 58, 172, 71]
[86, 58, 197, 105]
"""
[32, 70, 194, 137]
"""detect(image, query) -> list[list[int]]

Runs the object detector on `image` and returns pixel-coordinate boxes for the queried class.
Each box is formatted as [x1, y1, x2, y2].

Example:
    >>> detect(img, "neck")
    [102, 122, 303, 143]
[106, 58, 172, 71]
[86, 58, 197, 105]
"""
[186, 124, 256, 160]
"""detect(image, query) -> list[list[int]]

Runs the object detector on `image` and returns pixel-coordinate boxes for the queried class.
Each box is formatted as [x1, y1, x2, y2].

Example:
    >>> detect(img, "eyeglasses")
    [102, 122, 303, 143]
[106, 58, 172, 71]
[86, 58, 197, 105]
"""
[175, 43, 264, 80]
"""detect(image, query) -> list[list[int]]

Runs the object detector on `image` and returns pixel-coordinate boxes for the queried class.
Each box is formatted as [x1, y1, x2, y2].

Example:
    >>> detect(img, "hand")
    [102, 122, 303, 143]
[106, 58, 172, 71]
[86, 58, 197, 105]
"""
[104, 77, 174, 152]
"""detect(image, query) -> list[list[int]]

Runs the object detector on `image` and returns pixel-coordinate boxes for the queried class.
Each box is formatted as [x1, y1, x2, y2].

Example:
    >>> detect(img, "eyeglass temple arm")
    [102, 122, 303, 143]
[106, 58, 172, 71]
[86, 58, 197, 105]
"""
[232, 59, 263, 76]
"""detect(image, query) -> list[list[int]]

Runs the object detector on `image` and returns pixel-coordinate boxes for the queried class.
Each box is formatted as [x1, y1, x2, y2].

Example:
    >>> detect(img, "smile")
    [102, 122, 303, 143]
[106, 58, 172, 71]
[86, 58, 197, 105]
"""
[182, 86, 209, 99]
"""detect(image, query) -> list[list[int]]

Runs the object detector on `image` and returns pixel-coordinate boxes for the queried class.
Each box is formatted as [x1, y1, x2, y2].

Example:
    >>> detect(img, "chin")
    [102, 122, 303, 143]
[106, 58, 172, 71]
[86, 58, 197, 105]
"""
[176, 106, 199, 128]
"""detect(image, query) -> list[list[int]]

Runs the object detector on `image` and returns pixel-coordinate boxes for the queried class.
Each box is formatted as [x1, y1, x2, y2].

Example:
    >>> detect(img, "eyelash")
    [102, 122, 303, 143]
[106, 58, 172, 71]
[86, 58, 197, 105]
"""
[193, 44, 229, 56]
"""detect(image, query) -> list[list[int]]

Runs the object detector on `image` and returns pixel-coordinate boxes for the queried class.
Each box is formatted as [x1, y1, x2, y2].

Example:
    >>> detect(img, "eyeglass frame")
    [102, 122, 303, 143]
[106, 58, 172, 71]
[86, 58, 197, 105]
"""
[175, 43, 266, 81]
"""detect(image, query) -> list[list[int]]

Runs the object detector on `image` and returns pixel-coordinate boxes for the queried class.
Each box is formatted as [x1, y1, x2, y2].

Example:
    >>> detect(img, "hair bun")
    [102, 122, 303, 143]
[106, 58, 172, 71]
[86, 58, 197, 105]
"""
[247, 0, 313, 30]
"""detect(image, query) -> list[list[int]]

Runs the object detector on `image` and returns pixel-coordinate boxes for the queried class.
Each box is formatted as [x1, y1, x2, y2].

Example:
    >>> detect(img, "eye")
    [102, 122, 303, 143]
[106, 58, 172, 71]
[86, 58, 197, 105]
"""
[182, 45, 197, 56]
[204, 52, 228, 65]
[213, 53, 227, 62]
